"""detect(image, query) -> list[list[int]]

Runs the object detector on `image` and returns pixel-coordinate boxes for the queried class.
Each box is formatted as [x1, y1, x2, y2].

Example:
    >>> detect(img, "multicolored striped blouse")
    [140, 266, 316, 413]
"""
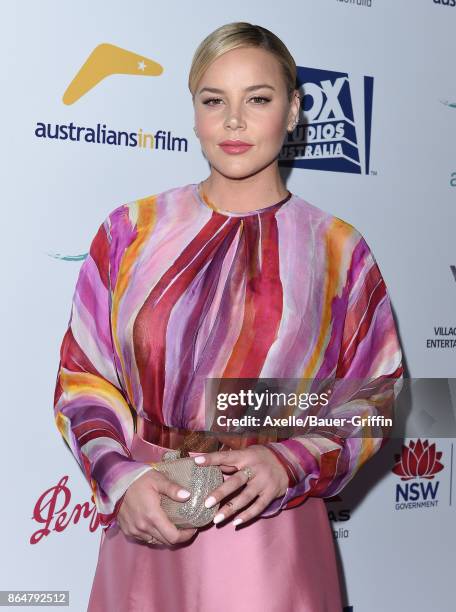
[53, 182, 404, 529]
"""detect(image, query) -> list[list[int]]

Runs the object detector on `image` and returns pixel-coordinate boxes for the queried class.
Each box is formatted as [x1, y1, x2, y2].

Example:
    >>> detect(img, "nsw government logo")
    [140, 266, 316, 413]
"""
[393, 439, 444, 511]
[279, 66, 374, 174]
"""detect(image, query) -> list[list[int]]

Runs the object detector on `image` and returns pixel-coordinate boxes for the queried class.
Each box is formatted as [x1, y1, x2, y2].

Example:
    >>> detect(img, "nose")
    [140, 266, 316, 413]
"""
[224, 105, 246, 130]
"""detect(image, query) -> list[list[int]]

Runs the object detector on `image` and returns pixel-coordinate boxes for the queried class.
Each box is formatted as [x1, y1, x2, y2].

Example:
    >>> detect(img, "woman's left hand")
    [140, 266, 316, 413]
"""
[193, 445, 289, 526]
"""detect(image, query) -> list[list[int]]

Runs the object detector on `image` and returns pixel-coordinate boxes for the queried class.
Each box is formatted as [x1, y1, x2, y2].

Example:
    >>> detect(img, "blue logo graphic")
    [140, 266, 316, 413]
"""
[280, 67, 374, 174]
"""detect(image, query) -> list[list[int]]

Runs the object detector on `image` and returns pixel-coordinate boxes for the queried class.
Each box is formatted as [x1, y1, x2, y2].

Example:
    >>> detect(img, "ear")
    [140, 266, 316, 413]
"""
[287, 89, 301, 131]
[291, 89, 301, 120]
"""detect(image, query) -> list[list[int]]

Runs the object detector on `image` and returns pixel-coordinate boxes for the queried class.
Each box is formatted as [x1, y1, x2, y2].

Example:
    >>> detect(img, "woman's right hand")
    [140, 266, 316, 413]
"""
[117, 470, 198, 546]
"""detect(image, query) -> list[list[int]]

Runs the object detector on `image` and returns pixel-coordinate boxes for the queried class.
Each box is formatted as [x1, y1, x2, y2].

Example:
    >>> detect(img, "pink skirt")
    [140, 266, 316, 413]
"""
[87, 434, 343, 612]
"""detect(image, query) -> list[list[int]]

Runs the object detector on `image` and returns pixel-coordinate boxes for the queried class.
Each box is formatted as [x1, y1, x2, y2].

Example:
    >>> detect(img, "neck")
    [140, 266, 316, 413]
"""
[200, 168, 289, 213]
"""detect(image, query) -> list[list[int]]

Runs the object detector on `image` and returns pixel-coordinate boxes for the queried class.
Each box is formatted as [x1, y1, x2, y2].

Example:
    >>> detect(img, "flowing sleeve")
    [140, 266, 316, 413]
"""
[260, 232, 404, 517]
[53, 211, 154, 529]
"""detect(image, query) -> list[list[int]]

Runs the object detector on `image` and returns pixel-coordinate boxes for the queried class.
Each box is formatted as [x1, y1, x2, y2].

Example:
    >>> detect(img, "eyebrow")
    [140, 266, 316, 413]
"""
[198, 84, 276, 95]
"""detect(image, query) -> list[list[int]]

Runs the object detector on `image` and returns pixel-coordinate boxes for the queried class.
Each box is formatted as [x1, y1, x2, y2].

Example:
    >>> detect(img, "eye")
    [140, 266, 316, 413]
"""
[202, 98, 223, 106]
[250, 96, 271, 104]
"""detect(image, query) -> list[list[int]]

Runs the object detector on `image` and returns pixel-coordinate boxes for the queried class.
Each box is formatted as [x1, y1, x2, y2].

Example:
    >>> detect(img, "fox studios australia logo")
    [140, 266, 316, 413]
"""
[280, 66, 374, 175]
[393, 439, 444, 511]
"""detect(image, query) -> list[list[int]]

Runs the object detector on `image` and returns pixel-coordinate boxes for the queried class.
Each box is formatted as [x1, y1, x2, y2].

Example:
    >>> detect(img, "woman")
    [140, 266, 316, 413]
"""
[53, 22, 403, 611]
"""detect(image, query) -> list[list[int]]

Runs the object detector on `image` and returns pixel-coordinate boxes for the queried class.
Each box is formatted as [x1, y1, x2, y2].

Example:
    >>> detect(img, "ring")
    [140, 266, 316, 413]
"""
[146, 536, 159, 545]
[241, 466, 254, 481]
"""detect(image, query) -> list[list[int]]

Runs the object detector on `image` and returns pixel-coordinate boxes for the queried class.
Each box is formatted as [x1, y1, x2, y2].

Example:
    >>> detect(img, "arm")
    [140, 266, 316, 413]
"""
[260, 233, 404, 516]
[53, 212, 154, 529]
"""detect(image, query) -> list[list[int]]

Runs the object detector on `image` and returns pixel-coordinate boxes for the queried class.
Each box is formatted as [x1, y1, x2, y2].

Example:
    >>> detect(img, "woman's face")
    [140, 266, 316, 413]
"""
[193, 46, 299, 180]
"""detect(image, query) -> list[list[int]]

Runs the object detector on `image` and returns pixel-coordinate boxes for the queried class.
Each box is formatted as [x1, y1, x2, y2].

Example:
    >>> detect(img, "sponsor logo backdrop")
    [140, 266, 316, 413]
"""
[2, 1, 455, 610]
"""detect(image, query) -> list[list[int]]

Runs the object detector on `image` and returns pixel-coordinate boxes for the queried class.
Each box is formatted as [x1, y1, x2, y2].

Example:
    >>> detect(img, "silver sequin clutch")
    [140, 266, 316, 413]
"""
[151, 449, 224, 529]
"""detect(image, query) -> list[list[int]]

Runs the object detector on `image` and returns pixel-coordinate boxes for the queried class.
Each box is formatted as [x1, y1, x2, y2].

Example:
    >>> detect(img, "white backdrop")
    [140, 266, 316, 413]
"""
[2, 1, 455, 610]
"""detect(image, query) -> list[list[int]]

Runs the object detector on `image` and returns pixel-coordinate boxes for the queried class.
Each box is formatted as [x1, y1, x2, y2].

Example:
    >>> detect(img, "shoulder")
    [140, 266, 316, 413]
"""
[290, 194, 382, 286]
[291, 192, 366, 254]
[102, 182, 193, 244]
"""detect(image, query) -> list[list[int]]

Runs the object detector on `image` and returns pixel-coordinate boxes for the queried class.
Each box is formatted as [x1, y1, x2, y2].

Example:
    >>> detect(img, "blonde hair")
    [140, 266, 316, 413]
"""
[188, 22, 297, 102]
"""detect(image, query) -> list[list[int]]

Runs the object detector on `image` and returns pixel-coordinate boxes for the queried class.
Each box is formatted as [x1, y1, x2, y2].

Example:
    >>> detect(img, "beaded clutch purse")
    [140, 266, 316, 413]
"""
[150, 448, 223, 528]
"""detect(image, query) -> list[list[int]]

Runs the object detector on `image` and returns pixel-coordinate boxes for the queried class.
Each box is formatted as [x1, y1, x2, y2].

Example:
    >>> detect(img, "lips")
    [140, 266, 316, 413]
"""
[218, 140, 253, 155]
[219, 140, 252, 146]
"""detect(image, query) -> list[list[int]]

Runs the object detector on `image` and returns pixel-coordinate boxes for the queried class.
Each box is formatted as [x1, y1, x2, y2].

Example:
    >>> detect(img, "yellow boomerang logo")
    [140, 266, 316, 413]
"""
[63, 43, 163, 105]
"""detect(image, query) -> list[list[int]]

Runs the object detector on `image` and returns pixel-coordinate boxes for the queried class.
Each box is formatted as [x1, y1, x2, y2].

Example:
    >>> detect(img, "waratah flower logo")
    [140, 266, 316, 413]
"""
[392, 439, 444, 481]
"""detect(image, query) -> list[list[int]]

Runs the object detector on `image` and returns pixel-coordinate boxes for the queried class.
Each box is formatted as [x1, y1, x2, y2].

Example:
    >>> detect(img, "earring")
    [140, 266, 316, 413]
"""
[193, 126, 198, 137]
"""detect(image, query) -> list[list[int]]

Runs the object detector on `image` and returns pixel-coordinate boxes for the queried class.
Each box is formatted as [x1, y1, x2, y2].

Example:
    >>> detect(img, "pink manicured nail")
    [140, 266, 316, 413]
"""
[232, 518, 243, 527]
[194, 456, 206, 464]
[213, 513, 225, 524]
[205, 496, 216, 508]
[177, 489, 191, 499]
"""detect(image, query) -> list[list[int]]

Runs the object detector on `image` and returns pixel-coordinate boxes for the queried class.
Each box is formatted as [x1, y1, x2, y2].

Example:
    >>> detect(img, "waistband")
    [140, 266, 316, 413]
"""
[135, 415, 284, 453]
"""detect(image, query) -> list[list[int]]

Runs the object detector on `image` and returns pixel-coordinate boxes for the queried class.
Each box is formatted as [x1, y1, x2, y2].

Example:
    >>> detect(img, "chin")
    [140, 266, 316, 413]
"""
[212, 158, 273, 177]
[210, 162, 262, 180]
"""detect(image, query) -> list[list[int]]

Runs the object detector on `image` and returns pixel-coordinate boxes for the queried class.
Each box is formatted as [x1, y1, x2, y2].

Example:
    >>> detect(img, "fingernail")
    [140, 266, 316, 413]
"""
[194, 456, 206, 464]
[177, 489, 191, 499]
[232, 518, 243, 527]
[205, 496, 216, 508]
[213, 513, 225, 524]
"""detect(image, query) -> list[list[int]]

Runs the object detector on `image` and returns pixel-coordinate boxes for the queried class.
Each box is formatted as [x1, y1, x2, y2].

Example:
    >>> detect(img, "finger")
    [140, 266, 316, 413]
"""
[171, 527, 198, 544]
[204, 469, 251, 510]
[152, 470, 192, 502]
[125, 477, 193, 545]
[193, 449, 241, 467]
[219, 465, 238, 474]
[131, 525, 171, 546]
[143, 529, 168, 546]
[230, 493, 273, 526]
[144, 473, 198, 545]
[140, 512, 197, 546]
[136, 520, 197, 547]
[151, 506, 198, 546]
[214, 485, 260, 523]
